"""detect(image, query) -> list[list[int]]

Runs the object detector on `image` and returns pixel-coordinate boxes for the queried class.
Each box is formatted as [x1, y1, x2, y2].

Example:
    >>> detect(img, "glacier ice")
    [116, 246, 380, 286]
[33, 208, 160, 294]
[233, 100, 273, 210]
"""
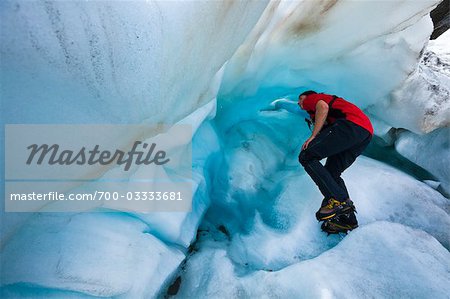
[1, 1, 266, 296]
[396, 126, 450, 196]
[175, 222, 450, 299]
[1, 213, 185, 298]
[208, 152, 450, 272]
[1, 99, 222, 297]
[0, 0, 268, 125]
[369, 30, 450, 134]
[1, 0, 449, 298]
[220, 0, 437, 105]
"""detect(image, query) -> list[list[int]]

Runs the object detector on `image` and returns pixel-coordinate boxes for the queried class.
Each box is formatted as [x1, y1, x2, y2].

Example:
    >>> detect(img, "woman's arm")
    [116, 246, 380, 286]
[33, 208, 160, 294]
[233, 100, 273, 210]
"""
[302, 100, 329, 150]
[311, 100, 329, 137]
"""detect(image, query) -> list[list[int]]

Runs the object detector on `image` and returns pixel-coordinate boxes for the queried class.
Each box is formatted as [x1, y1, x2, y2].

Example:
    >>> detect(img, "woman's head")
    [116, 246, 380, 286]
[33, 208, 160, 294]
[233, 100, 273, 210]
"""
[298, 90, 317, 109]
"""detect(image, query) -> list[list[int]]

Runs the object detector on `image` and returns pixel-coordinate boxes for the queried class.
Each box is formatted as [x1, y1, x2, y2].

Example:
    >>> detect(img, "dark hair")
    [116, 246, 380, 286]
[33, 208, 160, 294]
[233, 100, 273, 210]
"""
[299, 90, 317, 97]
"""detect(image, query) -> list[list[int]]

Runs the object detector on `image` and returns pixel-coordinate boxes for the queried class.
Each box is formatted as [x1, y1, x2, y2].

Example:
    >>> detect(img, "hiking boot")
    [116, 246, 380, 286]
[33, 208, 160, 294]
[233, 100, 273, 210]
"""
[315, 198, 355, 221]
[321, 211, 358, 235]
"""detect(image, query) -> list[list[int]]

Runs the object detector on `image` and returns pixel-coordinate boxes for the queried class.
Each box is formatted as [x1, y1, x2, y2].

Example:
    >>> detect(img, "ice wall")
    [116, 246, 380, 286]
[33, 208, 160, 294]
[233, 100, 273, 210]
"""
[369, 30, 450, 134]
[396, 127, 450, 195]
[369, 31, 450, 194]
[2, 0, 449, 298]
[1, 0, 268, 125]
[1, 1, 268, 298]
[200, 0, 450, 297]
[219, 0, 438, 107]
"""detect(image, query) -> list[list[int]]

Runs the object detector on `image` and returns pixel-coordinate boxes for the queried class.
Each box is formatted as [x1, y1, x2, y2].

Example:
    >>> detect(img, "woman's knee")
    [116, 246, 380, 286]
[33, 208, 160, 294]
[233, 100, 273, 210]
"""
[324, 163, 342, 178]
[298, 149, 316, 166]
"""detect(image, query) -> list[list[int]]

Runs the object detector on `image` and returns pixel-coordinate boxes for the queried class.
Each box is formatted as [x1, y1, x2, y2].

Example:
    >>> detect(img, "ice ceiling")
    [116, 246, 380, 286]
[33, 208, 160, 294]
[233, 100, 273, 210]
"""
[1, 1, 449, 298]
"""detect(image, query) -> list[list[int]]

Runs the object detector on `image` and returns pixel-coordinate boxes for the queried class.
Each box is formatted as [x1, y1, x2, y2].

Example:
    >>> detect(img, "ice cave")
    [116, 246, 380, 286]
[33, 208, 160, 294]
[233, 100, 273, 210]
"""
[1, 0, 449, 298]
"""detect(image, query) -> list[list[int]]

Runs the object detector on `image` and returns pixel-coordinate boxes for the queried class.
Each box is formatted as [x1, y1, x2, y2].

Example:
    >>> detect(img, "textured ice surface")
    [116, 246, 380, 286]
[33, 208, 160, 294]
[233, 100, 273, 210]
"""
[396, 127, 450, 195]
[115, 99, 221, 247]
[428, 29, 450, 69]
[0, 0, 268, 125]
[204, 92, 449, 281]
[220, 0, 437, 106]
[0, 100, 222, 297]
[208, 150, 450, 272]
[369, 30, 450, 133]
[2, 0, 449, 298]
[175, 222, 450, 299]
[1, 213, 185, 298]
[1, 1, 266, 296]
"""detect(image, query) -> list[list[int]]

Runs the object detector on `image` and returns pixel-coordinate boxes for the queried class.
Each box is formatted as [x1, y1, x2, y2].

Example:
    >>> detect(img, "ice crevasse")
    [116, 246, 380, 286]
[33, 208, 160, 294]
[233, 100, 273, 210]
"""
[1, 0, 449, 298]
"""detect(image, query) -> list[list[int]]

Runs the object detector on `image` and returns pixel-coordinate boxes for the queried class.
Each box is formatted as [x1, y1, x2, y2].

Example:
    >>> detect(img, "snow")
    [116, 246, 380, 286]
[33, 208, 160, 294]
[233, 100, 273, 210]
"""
[1, 0, 449, 298]
[1, 1, 266, 295]
[428, 29, 450, 67]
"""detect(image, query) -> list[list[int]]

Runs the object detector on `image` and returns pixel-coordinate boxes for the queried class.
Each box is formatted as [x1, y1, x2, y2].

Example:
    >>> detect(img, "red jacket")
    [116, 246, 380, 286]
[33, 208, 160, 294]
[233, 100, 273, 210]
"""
[303, 93, 373, 135]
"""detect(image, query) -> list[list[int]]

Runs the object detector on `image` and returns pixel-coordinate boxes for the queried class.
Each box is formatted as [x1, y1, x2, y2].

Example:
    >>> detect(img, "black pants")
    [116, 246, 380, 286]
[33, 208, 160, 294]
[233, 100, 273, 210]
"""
[298, 119, 372, 202]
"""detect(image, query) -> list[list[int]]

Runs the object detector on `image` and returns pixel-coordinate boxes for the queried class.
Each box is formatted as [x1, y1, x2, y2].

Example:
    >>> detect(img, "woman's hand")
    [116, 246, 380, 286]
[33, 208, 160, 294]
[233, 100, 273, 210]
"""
[302, 135, 316, 150]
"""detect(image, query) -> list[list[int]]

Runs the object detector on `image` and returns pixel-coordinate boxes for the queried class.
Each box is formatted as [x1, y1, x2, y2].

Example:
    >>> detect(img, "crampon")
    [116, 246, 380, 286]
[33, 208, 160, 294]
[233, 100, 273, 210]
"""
[320, 211, 358, 235]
